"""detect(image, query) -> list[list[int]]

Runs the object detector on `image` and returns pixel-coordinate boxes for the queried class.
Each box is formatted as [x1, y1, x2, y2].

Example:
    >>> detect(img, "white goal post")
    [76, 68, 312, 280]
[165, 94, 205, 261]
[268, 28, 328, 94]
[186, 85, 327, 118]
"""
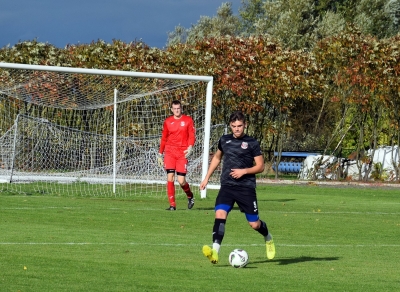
[0, 62, 222, 198]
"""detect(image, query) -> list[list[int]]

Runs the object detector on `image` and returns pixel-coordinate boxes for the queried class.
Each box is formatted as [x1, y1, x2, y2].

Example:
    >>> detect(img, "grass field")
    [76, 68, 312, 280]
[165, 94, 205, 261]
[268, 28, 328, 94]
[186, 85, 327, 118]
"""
[1, 184, 399, 291]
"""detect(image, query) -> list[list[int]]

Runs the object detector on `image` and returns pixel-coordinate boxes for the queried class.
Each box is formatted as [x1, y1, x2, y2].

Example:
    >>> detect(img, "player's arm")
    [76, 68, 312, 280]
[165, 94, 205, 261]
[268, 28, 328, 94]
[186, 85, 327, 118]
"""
[187, 117, 196, 146]
[248, 155, 265, 174]
[158, 120, 169, 167]
[229, 155, 264, 179]
[199, 149, 223, 190]
[159, 120, 168, 154]
[184, 117, 196, 158]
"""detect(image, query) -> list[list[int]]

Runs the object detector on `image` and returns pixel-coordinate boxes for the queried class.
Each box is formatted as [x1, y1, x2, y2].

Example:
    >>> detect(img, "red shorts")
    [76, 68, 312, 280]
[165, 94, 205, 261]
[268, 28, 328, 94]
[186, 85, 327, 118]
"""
[164, 145, 188, 174]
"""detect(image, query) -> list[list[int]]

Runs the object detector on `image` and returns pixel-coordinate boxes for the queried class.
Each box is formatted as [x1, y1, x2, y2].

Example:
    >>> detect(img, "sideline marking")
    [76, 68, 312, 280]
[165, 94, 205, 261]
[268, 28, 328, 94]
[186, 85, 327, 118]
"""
[0, 206, 400, 215]
[1, 207, 399, 215]
[1, 242, 400, 247]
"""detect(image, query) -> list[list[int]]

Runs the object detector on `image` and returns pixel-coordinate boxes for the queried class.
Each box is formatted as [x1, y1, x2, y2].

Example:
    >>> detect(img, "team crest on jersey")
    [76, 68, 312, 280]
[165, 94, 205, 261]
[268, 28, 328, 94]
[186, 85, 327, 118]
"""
[180, 121, 185, 126]
[241, 142, 248, 149]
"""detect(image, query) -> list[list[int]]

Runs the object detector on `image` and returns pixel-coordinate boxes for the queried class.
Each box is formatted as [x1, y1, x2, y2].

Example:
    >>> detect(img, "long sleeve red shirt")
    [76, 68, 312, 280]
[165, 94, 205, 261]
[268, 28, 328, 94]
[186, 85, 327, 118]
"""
[159, 114, 195, 154]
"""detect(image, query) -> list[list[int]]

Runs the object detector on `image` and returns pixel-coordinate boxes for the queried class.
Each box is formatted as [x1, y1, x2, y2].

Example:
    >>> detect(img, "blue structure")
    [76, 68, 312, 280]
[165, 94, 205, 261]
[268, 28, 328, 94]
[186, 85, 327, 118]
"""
[272, 152, 319, 173]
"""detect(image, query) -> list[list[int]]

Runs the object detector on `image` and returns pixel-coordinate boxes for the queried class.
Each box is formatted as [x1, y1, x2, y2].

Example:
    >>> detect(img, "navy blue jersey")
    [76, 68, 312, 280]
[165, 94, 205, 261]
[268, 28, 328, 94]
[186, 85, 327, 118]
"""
[218, 133, 262, 189]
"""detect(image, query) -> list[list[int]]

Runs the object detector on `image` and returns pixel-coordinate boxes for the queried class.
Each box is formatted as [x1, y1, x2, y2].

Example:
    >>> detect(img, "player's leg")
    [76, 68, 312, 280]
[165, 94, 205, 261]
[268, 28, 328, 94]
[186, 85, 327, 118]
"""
[203, 209, 228, 264]
[264, 225, 275, 260]
[247, 217, 275, 260]
[176, 174, 194, 209]
[165, 170, 176, 210]
[176, 156, 194, 209]
[163, 147, 177, 210]
[236, 189, 276, 260]
[203, 186, 234, 264]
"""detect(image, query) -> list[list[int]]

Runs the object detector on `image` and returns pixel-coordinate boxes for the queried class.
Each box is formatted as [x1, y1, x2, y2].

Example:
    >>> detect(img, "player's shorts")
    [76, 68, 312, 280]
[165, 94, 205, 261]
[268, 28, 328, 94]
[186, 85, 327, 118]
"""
[215, 185, 259, 221]
[164, 145, 188, 174]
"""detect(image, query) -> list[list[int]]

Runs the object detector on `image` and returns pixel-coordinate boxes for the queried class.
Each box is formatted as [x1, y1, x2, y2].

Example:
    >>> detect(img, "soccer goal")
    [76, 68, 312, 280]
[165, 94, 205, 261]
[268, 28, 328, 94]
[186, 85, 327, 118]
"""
[0, 62, 223, 198]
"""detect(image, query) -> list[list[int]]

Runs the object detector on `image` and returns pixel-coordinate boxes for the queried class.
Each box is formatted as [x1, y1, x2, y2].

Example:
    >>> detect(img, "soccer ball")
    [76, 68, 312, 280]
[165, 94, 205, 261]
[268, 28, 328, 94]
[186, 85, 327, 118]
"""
[228, 249, 249, 268]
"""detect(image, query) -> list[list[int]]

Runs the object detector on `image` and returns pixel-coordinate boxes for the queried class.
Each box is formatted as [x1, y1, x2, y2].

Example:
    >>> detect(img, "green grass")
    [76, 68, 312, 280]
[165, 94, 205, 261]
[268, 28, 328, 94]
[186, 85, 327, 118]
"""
[1, 184, 400, 291]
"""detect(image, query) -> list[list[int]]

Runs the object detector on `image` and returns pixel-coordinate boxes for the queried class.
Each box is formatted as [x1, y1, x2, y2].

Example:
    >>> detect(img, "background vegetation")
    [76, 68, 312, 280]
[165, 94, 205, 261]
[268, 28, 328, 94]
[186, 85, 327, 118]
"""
[1, 0, 400, 179]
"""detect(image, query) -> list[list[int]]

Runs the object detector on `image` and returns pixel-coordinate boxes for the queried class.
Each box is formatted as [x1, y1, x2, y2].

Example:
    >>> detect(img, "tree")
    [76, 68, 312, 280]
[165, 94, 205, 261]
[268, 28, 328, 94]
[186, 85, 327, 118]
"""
[239, 0, 266, 35]
[313, 25, 400, 180]
[166, 25, 188, 47]
[238, 0, 398, 50]
[380, 34, 400, 180]
[166, 2, 241, 46]
[354, 0, 400, 38]
[254, 0, 350, 50]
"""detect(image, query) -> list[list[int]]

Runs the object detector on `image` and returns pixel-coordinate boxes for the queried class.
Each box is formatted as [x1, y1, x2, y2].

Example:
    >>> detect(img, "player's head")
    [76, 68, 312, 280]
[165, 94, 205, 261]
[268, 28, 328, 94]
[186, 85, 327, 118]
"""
[229, 111, 246, 138]
[171, 100, 182, 118]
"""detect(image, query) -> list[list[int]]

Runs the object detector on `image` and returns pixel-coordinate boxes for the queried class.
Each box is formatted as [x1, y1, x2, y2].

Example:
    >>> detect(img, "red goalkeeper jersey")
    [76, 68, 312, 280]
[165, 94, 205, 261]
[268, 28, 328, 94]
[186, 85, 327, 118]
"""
[159, 114, 196, 154]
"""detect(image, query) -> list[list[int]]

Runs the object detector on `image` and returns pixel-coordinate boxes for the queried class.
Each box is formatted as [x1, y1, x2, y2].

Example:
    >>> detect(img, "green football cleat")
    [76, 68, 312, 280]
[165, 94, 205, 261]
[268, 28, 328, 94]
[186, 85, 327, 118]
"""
[202, 245, 218, 264]
[266, 237, 276, 260]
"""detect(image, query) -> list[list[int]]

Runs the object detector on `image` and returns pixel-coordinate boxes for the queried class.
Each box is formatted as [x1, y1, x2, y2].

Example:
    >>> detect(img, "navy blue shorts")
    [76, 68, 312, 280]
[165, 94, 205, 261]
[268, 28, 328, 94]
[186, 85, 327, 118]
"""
[215, 185, 259, 222]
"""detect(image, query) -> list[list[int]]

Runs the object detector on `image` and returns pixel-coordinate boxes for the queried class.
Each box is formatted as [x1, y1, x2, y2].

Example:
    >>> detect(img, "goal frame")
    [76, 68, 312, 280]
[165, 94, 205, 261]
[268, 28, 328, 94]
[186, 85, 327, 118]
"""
[0, 62, 213, 198]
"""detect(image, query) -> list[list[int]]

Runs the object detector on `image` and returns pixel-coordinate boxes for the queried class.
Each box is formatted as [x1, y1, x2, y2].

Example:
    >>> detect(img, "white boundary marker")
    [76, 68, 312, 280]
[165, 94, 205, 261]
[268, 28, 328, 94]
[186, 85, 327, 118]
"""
[0, 242, 399, 247]
[1, 206, 400, 215]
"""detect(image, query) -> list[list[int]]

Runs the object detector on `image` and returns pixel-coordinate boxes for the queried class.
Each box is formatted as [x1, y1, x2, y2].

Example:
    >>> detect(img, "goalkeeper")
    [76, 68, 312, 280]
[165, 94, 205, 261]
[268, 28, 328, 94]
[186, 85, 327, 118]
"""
[158, 100, 196, 210]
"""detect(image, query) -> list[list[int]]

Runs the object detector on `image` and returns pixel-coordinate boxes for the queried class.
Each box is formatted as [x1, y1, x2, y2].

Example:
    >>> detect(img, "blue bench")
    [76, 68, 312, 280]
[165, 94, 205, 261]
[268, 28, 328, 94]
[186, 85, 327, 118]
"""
[272, 152, 319, 173]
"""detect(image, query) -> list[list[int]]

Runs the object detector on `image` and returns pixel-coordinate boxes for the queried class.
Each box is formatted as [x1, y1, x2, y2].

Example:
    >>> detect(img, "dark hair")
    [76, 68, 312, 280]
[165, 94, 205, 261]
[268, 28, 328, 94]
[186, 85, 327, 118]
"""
[229, 111, 246, 124]
[171, 100, 181, 107]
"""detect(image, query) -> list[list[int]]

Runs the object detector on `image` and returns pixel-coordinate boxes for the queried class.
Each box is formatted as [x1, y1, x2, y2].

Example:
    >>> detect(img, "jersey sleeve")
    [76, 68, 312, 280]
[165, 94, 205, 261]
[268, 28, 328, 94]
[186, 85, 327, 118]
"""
[159, 119, 168, 154]
[187, 116, 196, 146]
[217, 137, 223, 152]
[251, 140, 262, 157]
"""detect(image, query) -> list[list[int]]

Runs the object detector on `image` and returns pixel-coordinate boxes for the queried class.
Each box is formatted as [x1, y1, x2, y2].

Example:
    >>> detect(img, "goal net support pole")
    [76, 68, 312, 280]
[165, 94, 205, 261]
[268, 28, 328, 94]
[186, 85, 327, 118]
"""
[200, 79, 213, 198]
[9, 114, 19, 183]
[113, 88, 118, 194]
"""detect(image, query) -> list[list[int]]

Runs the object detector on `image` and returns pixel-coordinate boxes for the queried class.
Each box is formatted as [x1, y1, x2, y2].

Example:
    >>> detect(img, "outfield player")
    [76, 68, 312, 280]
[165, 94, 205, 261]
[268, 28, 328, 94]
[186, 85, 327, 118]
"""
[199, 111, 275, 263]
[158, 100, 196, 210]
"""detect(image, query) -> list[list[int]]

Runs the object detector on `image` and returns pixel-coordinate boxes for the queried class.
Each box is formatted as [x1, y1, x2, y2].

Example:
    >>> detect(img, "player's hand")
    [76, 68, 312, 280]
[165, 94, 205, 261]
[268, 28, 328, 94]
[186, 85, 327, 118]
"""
[199, 179, 208, 190]
[157, 153, 164, 168]
[230, 168, 246, 179]
[184, 146, 193, 158]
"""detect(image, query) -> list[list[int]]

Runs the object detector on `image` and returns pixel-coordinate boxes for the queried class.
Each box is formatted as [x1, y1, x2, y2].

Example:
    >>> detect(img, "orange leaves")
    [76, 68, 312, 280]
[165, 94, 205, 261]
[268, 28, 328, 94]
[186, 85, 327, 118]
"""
[313, 26, 400, 115]
[330, 96, 340, 103]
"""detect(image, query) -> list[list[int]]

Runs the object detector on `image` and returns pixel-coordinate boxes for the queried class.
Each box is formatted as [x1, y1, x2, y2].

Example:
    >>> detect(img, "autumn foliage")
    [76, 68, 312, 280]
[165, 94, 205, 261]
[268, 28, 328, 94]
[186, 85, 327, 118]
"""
[1, 28, 400, 166]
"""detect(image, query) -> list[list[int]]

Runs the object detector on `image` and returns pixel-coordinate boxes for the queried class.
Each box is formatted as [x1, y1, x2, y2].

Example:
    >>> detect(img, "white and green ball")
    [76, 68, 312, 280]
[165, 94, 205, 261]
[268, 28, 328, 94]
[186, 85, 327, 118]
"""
[228, 249, 249, 268]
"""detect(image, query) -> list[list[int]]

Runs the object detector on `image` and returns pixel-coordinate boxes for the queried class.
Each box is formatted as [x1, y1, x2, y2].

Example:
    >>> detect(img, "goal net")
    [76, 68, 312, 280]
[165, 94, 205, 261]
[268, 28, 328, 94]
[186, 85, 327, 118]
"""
[0, 63, 223, 198]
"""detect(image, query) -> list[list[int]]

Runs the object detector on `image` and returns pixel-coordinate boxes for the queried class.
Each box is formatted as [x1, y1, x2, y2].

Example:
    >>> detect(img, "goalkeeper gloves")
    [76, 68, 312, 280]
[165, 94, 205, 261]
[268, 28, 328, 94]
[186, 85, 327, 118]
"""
[184, 146, 193, 158]
[157, 153, 164, 167]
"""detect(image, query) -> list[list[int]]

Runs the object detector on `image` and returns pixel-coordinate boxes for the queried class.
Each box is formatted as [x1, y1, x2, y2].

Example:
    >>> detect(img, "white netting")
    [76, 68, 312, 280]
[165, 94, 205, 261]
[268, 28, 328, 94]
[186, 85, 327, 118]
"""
[0, 63, 222, 197]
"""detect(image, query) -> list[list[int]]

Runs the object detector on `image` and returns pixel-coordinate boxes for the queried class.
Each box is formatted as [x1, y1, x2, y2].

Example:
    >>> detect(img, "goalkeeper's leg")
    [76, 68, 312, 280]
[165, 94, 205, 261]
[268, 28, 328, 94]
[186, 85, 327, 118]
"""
[177, 168, 194, 210]
[166, 171, 176, 210]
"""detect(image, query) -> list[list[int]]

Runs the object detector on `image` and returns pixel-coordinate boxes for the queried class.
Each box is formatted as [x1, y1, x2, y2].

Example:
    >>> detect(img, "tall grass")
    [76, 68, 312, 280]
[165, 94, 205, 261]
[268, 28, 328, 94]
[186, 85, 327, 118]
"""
[1, 184, 399, 291]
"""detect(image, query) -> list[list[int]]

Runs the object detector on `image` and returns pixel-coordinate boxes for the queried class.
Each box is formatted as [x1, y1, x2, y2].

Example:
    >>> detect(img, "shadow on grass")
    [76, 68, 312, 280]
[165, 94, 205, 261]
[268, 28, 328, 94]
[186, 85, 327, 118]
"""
[196, 199, 296, 211]
[258, 198, 297, 202]
[210, 256, 339, 269]
[196, 206, 248, 211]
[252, 256, 339, 266]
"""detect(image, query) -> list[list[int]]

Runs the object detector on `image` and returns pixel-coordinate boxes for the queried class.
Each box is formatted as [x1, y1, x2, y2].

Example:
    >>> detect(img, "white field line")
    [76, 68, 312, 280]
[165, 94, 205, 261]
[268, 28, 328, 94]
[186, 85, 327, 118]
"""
[0, 242, 400, 247]
[1, 207, 400, 215]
